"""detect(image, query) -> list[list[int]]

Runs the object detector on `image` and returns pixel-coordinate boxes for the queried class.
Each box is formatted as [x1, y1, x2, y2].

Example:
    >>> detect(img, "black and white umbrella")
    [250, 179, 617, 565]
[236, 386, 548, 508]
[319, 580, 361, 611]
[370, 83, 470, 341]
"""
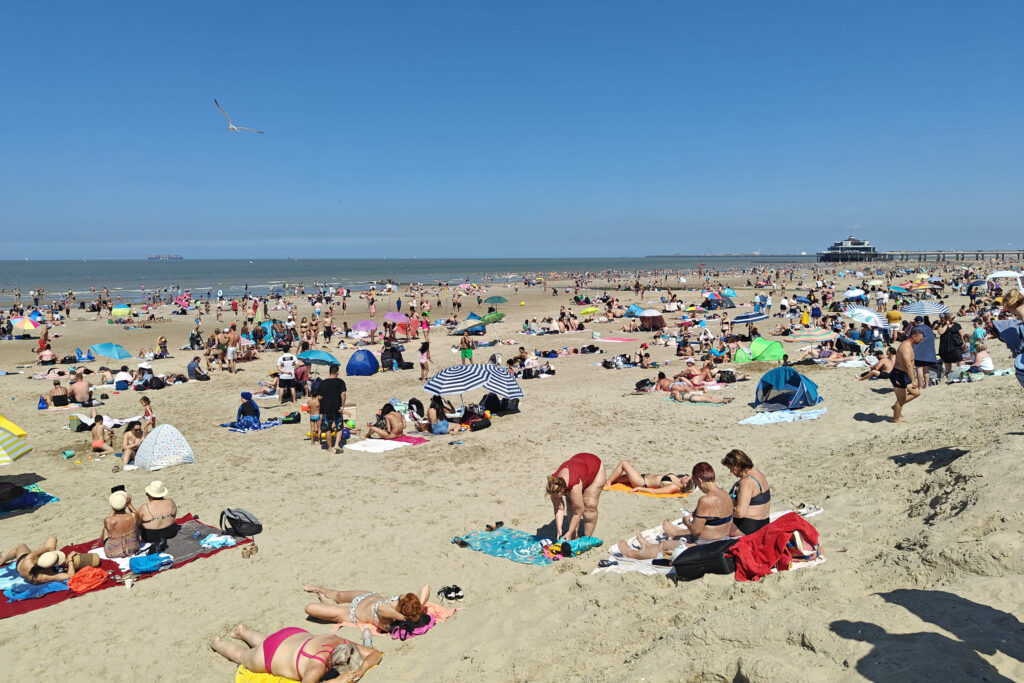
[733, 312, 768, 324]
[423, 364, 525, 398]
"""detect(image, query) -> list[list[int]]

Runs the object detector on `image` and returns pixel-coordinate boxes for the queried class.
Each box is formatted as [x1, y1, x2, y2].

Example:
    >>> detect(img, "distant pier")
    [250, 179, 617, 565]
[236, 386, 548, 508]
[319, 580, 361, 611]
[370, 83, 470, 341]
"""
[818, 249, 1024, 263]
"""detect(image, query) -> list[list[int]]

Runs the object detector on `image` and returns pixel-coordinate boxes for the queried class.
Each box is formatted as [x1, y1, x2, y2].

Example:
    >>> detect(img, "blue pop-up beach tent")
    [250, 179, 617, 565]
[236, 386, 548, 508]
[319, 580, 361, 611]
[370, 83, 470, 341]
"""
[463, 311, 486, 335]
[754, 367, 822, 410]
[346, 349, 380, 376]
[625, 304, 643, 318]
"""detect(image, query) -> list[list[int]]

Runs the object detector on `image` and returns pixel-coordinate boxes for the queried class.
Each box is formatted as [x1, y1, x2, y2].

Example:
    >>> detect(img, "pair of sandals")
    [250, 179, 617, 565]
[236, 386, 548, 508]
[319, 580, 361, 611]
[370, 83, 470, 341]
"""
[241, 543, 260, 559]
[451, 521, 505, 548]
[436, 585, 464, 601]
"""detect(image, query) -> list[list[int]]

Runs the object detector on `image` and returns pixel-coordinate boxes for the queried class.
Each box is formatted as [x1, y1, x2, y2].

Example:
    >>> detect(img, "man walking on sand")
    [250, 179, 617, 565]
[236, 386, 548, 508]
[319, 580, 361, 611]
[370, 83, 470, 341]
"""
[226, 324, 241, 374]
[891, 328, 923, 423]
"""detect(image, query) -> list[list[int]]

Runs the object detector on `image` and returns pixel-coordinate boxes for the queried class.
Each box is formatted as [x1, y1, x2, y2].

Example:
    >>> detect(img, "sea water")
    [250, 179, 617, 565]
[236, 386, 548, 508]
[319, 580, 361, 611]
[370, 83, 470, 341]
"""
[0, 256, 814, 302]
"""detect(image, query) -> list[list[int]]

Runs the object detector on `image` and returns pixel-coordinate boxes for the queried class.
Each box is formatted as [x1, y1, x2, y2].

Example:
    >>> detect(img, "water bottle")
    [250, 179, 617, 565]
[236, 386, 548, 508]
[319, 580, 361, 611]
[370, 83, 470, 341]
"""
[392, 360, 398, 371]
[361, 627, 373, 647]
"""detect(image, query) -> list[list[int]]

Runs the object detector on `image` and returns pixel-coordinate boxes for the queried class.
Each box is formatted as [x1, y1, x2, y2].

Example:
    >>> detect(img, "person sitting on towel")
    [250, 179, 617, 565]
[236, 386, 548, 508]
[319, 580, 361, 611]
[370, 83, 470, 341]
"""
[136, 480, 178, 543]
[617, 461, 733, 559]
[366, 403, 405, 440]
[102, 491, 142, 558]
[721, 449, 771, 536]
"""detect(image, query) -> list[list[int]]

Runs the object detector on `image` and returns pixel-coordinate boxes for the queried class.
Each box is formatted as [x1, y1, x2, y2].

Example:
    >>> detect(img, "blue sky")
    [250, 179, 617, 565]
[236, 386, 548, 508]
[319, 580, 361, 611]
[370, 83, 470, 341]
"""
[1, 1, 1021, 258]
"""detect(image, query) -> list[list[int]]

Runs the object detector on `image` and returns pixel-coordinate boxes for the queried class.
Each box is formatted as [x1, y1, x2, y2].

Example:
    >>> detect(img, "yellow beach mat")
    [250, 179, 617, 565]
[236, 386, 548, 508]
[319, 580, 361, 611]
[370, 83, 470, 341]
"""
[604, 483, 690, 498]
[236, 666, 292, 683]
[0, 414, 26, 438]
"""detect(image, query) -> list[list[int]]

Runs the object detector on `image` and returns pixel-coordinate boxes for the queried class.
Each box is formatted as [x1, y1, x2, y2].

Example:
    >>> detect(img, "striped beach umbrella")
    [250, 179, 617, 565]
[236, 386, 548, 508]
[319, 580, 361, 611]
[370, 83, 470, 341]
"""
[902, 301, 949, 316]
[10, 317, 41, 330]
[843, 305, 886, 327]
[785, 329, 839, 343]
[733, 312, 769, 324]
[423, 364, 524, 399]
[0, 426, 32, 466]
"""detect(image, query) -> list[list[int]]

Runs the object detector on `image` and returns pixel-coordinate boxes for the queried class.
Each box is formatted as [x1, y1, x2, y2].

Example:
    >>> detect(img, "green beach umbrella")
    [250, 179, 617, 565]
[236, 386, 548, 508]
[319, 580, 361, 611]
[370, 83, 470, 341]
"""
[580, 306, 599, 315]
[481, 312, 505, 325]
[484, 296, 508, 305]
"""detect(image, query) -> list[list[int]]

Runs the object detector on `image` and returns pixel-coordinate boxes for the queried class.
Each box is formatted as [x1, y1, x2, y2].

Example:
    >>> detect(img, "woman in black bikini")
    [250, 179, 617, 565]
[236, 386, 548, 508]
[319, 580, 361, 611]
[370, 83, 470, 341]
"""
[604, 460, 690, 494]
[617, 462, 733, 559]
[722, 449, 771, 535]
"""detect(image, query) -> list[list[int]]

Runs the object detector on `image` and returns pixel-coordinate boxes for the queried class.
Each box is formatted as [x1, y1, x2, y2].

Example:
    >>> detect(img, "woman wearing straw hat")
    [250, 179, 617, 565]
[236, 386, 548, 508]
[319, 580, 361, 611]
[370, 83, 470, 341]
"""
[1, 537, 95, 584]
[137, 481, 178, 543]
[103, 491, 141, 559]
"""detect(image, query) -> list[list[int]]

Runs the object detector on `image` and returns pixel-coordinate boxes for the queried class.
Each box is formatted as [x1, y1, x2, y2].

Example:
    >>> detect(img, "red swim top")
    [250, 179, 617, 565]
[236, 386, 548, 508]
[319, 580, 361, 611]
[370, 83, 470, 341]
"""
[552, 452, 602, 490]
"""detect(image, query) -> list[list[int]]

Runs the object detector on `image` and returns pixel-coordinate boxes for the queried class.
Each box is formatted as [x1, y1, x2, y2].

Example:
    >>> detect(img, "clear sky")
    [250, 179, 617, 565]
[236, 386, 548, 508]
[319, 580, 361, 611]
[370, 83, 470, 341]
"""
[1, 1, 1021, 258]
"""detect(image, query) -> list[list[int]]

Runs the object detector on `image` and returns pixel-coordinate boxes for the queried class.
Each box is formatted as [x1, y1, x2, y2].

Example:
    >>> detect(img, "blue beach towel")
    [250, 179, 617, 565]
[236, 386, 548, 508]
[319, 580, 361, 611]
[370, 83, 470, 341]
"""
[0, 562, 70, 602]
[453, 528, 602, 566]
[0, 484, 59, 516]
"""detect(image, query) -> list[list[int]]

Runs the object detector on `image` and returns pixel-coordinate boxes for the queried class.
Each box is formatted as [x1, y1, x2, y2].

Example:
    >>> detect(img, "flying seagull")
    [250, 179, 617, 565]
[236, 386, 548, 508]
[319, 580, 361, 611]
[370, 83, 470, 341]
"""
[214, 99, 264, 133]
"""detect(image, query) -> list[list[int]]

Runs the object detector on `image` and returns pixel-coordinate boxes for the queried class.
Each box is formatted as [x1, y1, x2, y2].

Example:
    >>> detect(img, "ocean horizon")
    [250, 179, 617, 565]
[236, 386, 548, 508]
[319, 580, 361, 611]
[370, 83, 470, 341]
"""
[0, 255, 816, 301]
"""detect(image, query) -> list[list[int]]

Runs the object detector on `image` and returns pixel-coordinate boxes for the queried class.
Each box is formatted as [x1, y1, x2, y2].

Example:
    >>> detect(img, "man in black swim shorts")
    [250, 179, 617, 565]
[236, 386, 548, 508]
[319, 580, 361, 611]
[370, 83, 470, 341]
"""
[891, 329, 923, 423]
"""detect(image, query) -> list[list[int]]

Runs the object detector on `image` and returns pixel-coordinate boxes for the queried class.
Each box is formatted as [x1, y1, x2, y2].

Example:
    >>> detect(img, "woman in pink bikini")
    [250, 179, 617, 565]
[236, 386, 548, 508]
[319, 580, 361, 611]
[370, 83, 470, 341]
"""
[210, 623, 380, 682]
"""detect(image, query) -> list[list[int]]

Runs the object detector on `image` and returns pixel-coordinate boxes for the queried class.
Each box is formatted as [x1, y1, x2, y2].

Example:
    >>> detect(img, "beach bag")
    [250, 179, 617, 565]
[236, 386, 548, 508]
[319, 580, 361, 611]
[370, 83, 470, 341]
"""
[281, 411, 301, 424]
[398, 361, 414, 370]
[129, 553, 173, 574]
[407, 398, 425, 419]
[670, 538, 738, 582]
[68, 566, 108, 594]
[634, 378, 654, 392]
[602, 359, 615, 369]
[480, 392, 502, 413]
[469, 418, 491, 431]
[489, 353, 503, 364]
[717, 369, 737, 383]
[60, 355, 76, 364]
[38, 395, 48, 410]
[220, 508, 263, 537]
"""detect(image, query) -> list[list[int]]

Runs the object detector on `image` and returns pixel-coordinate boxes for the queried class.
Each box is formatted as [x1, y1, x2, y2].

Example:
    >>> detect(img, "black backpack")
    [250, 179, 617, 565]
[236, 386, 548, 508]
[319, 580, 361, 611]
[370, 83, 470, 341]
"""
[670, 538, 738, 582]
[220, 508, 263, 537]
[635, 378, 654, 391]
[408, 397, 425, 418]
[480, 392, 502, 413]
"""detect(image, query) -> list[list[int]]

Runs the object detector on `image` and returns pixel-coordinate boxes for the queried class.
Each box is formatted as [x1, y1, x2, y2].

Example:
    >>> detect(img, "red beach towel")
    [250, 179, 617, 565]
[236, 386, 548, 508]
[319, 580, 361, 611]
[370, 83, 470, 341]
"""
[727, 512, 820, 582]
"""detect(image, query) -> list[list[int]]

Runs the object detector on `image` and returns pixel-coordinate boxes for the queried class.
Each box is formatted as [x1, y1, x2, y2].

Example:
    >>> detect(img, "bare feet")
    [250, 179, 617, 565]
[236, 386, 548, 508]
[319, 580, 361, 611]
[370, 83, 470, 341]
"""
[634, 530, 654, 549]
[301, 583, 318, 593]
[231, 624, 246, 639]
[617, 537, 634, 553]
[211, 635, 223, 648]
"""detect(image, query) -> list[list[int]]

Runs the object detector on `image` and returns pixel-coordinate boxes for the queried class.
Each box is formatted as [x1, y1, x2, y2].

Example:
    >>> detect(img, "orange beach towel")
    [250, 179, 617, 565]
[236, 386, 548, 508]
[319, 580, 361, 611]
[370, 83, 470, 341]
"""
[604, 483, 691, 499]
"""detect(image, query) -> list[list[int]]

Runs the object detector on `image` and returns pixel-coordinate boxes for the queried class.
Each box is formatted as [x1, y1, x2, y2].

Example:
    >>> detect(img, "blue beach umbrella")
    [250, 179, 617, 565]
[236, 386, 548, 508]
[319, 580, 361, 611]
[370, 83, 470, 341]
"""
[424, 364, 524, 399]
[733, 312, 769, 324]
[297, 350, 340, 366]
[795, 296, 811, 304]
[723, 288, 737, 298]
[889, 286, 909, 294]
[89, 343, 133, 360]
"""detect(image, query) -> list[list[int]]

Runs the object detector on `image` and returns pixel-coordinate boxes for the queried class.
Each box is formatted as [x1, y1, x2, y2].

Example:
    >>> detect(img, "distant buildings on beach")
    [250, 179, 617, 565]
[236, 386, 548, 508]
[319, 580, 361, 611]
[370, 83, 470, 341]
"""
[146, 255, 184, 260]
[816, 236, 878, 262]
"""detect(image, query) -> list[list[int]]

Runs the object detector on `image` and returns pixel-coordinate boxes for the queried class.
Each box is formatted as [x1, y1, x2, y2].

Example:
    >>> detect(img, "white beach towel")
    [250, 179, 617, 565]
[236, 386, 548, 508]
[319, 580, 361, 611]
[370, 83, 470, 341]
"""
[592, 510, 823, 577]
[344, 439, 408, 453]
[738, 407, 826, 425]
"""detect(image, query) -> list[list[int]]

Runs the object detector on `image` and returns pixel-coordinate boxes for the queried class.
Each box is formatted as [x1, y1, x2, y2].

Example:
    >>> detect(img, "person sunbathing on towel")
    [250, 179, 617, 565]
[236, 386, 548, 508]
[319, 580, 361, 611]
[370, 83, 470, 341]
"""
[366, 403, 405, 439]
[211, 623, 380, 683]
[2, 538, 82, 584]
[301, 583, 430, 633]
[604, 459, 690, 494]
[617, 462, 734, 559]
[670, 387, 733, 404]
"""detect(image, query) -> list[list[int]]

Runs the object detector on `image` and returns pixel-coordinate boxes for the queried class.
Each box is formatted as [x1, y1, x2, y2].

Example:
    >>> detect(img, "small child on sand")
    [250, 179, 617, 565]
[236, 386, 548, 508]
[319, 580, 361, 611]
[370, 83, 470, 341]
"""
[307, 393, 321, 446]
[140, 396, 155, 433]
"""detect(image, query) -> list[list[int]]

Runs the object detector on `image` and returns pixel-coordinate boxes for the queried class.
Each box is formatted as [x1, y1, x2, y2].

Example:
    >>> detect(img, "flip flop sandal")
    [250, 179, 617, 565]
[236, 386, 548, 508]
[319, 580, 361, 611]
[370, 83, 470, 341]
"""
[241, 547, 252, 559]
[597, 559, 619, 568]
[795, 503, 823, 518]
[448, 585, 464, 600]
[111, 464, 121, 473]
[249, 543, 259, 554]
[451, 538, 469, 548]
[484, 521, 504, 532]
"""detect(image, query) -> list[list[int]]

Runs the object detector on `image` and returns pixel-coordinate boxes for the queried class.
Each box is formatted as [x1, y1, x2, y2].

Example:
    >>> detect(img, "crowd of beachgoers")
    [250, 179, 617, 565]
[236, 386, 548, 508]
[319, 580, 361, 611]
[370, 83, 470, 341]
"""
[2, 259, 1023, 681]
